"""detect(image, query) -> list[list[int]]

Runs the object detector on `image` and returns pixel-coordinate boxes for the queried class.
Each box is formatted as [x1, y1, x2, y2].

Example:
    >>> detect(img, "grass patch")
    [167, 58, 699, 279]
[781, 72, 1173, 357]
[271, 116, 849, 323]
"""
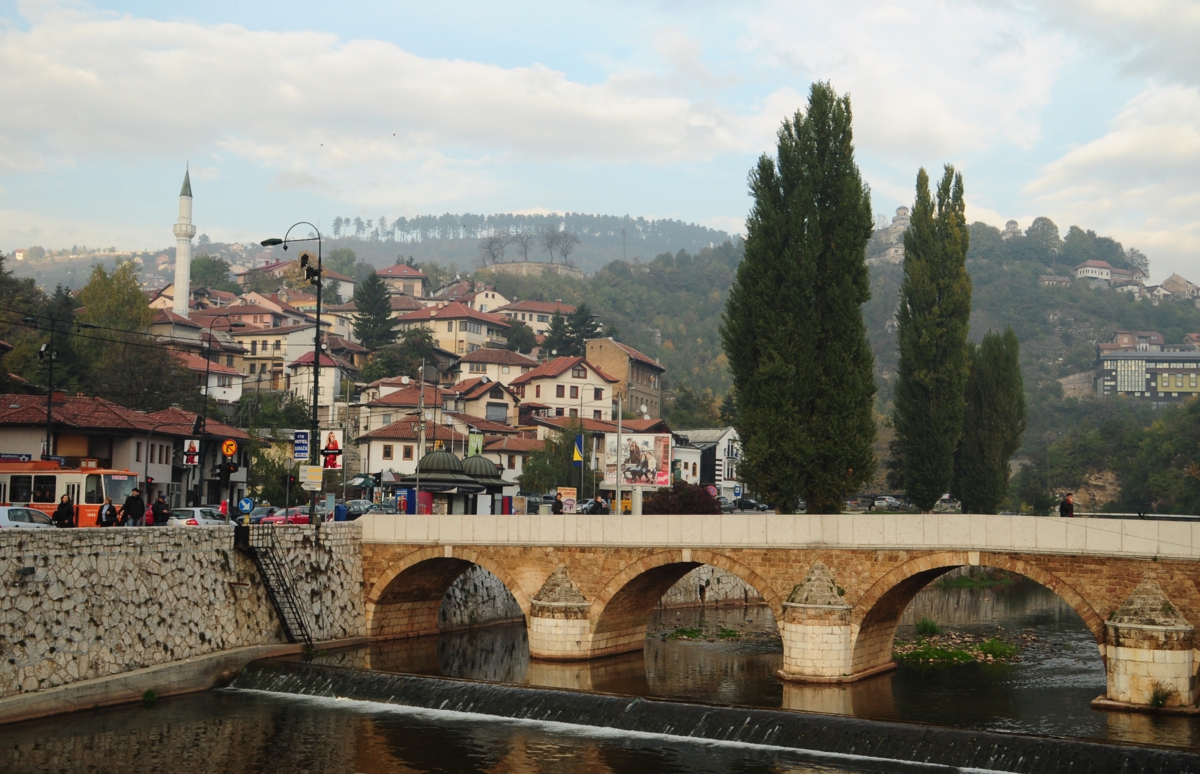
[1150, 682, 1176, 709]
[915, 617, 942, 636]
[717, 628, 741, 639]
[665, 627, 703, 640]
[978, 638, 1019, 659]
[141, 689, 157, 708]
[895, 644, 975, 664]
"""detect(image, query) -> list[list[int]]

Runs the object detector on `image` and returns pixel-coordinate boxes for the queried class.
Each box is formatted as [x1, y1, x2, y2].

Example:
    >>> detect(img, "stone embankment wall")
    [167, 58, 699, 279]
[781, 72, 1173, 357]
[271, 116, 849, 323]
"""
[438, 565, 523, 631]
[660, 566, 763, 608]
[0, 525, 364, 699]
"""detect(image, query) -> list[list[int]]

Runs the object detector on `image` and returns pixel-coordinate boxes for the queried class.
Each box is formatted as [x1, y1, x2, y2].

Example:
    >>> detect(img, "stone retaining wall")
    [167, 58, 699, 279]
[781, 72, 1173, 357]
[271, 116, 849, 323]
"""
[438, 564, 523, 630]
[0, 525, 364, 700]
[660, 566, 764, 608]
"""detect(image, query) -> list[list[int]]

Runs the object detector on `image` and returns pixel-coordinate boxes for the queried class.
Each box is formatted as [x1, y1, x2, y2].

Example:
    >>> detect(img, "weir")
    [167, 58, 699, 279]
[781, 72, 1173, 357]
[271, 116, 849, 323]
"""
[226, 659, 1198, 774]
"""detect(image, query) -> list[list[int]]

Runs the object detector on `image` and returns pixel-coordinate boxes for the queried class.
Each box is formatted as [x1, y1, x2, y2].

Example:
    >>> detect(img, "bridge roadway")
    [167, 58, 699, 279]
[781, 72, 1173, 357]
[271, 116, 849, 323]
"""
[357, 512, 1200, 710]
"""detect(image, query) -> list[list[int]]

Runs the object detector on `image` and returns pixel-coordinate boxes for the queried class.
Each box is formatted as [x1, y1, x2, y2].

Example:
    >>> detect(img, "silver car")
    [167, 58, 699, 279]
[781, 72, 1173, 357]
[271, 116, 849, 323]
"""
[0, 506, 56, 529]
[167, 507, 226, 526]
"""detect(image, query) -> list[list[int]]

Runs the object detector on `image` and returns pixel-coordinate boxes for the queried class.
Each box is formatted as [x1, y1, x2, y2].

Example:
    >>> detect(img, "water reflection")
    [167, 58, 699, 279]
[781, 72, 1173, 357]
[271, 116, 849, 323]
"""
[310, 579, 1200, 751]
[0, 690, 932, 774]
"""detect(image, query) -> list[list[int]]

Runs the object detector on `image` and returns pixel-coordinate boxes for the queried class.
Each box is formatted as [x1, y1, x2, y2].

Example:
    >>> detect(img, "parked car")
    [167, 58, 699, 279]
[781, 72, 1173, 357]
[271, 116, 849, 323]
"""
[246, 506, 278, 524]
[0, 505, 55, 529]
[715, 496, 735, 514]
[575, 499, 597, 514]
[734, 497, 769, 512]
[167, 507, 225, 526]
[260, 506, 332, 525]
[345, 502, 384, 520]
[874, 496, 901, 510]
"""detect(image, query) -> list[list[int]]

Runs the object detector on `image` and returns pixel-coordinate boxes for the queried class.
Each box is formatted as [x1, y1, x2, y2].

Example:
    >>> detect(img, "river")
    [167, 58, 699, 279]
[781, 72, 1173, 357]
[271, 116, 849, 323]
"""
[3, 576, 1197, 773]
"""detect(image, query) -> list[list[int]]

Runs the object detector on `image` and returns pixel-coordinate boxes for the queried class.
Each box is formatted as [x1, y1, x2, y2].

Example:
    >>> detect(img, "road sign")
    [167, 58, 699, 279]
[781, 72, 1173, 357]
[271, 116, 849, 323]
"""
[0, 453, 32, 462]
[706, 485, 718, 497]
[221, 439, 238, 457]
[300, 465, 324, 492]
[293, 431, 309, 460]
[238, 497, 254, 514]
[733, 485, 743, 498]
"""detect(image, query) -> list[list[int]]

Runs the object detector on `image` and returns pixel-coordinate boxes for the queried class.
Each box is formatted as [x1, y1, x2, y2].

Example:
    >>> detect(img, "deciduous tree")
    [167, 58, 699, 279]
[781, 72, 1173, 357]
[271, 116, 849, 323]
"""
[893, 166, 973, 512]
[722, 82, 877, 513]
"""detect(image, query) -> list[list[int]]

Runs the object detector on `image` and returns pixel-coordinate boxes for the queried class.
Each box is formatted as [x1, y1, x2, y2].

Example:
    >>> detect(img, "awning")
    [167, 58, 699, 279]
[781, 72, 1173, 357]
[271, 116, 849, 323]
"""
[347, 474, 374, 488]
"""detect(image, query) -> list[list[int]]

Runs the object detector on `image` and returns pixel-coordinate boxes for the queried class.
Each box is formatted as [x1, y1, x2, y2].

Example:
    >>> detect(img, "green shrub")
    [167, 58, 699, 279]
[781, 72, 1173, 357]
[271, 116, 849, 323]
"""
[915, 617, 941, 636]
[1150, 682, 1176, 709]
[978, 638, 1019, 658]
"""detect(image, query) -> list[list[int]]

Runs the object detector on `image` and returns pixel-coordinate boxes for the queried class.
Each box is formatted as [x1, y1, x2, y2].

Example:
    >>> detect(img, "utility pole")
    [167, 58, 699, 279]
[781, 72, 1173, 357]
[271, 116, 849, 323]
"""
[416, 357, 425, 514]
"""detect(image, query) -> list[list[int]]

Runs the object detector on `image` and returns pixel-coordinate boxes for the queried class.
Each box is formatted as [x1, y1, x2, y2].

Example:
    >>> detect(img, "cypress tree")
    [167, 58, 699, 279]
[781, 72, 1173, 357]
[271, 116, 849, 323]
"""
[722, 82, 876, 513]
[352, 271, 400, 350]
[893, 166, 972, 511]
[953, 328, 1026, 513]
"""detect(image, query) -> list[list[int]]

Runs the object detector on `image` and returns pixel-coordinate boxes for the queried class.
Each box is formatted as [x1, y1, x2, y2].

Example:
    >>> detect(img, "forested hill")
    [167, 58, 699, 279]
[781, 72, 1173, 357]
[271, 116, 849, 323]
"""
[325, 213, 734, 275]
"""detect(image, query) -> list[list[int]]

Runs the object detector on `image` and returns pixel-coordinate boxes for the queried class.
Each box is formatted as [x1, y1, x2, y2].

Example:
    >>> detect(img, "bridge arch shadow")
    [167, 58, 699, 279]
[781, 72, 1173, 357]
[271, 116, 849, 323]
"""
[587, 550, 783, 659]
[365, 547, 531, 640]
[850, 552, 1105, 676]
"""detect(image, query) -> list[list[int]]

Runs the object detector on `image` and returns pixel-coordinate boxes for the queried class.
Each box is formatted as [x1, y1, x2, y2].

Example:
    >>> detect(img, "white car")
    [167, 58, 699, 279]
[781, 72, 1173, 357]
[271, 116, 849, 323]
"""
[0, 505, 56, 529]
[874, 496, 901, 509]
[167, 507, 226, 526]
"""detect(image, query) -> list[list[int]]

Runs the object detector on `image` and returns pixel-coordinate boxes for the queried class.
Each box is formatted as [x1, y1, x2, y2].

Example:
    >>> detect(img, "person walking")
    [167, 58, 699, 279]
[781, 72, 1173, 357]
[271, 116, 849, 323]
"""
[595, 494, 609, 515]
[119, 487, 146, 527]
[53, 494, 76, 528]
[1058, 492, 1075, 518]
[97, 496, 118, 527]
[151, 494, 170, 527]
[551, 493, 564, 515]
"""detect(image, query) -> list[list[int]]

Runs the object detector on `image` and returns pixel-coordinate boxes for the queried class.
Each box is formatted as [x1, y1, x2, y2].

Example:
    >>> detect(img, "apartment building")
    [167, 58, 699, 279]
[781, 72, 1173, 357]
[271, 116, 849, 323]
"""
[585, 338, 665, 418]
[508, 356, 617, 420]
[395, 301, 510, 355]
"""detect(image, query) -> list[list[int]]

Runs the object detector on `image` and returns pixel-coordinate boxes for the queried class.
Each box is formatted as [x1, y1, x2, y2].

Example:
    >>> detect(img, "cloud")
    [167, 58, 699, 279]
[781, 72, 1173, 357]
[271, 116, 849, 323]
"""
[1025, 84, 1200, 279]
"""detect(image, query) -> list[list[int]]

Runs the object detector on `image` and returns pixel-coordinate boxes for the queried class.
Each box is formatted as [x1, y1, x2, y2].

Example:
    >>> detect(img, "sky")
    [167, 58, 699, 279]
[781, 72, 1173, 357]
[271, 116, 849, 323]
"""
[0, 0, 1197, 281]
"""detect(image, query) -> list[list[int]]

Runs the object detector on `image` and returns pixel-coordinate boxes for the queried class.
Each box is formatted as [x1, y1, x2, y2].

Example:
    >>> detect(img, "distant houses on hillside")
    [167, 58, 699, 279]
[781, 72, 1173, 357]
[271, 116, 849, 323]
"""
[1093, 330, 1200, 405]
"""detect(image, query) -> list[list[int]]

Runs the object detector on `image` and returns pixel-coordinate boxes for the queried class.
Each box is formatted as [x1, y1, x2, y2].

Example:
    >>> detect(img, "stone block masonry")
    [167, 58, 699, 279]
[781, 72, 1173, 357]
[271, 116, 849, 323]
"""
[0, 525, 364, 700]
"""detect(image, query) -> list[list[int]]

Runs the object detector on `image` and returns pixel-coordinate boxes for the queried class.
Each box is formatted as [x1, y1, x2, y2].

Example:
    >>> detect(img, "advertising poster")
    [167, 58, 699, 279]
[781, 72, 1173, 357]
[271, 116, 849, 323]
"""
[558, 487, 577, 513]
[321, 430, 344, 470]
[468, 433, 484, 457]
[604, 434, 671, 486]
[183, 439, 200, 466]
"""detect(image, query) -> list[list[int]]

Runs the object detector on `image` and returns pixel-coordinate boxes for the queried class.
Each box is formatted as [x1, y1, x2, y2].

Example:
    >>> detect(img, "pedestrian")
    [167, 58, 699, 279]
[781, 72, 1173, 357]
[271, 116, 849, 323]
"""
[551, 493, 564, 515]
[97, 496, 118, 527]
[596, 495, 609, 515]
[119, 487, 146, 527]
[151, 495, 170, 527]
[1058, 492, 1075, 518]
[52, 494, 76, 528]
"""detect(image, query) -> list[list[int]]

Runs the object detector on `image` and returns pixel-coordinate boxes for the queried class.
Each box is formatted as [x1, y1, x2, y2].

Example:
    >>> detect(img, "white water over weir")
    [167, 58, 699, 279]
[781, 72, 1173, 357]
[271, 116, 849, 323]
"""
[227, 661, 1197, 774]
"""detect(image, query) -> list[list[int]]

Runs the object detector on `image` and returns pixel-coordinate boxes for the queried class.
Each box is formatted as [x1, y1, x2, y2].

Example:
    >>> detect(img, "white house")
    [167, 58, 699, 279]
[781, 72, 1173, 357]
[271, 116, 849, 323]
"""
[175, 351, 244, 405]
[286, 352, 358, 424]
[674, 427, 742, 500]
[508, 356, 618, 421]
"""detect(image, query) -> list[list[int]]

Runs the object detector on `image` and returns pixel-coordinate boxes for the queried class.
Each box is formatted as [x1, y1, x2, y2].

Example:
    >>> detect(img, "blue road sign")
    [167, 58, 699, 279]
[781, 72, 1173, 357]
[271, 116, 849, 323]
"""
[733, 485, 743, 498]
[238, 497, 255, 514]
[293, 431, 309, 460]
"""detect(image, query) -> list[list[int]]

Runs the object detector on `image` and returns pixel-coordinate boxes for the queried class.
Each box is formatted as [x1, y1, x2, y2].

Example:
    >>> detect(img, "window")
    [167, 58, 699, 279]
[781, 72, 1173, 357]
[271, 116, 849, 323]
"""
[555, 407, 564, 417]
[556, 385, 565, 398]
[135, 441, 142, 462]
[594, 388, 603, 401]
[447, 321, 454, 332]
[403, 445, 414, 460]
[486, 403, 508, 423]
[489, 387, 503, 399]
[383, 445, 394, 460]
[226, 356, 234, 367]
[568, 386, 578, 399]
[382, 413, 392, 425]
[593, 410, 602, 420]
[462, 320, 482, 335]
[537, 314, 549, 322]
[535, 385, 541, 398]
[725, 461, 735, 480]
[11, 475, 32, 502]
[469, 362, 487, 373]
[250, 341, 258, 355]
[84, 474, 102, 504]
[249, 363, 257, 374]
[217, 376, 232, 387]
[32, 476, 56, 502]
[502, 366, 510, 374]
[273, 340, 281, 351]
[507, 454, 516, 470]
[571, 366, 586, 378]
[261, 340, 268, 353]
[569, 408, 578, 417]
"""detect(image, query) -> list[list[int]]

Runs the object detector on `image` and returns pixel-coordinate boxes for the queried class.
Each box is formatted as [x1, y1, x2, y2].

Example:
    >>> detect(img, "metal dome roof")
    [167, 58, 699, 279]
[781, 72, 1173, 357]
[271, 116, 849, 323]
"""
[461, 454, 503, 480]
[416, 450, 464, 474]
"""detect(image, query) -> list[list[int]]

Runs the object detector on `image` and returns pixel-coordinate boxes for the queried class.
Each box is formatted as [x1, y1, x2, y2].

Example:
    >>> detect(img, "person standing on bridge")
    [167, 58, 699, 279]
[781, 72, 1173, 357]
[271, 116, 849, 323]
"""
[552, 493, 564, 515]
[1058, 493, 1075, 518]
[119, 488, 146, 527]
[53, 494, 76, 528]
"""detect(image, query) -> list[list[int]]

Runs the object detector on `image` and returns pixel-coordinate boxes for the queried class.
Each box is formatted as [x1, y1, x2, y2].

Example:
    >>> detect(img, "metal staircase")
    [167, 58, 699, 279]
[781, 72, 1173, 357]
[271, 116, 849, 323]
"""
[235, 525, 313, 648]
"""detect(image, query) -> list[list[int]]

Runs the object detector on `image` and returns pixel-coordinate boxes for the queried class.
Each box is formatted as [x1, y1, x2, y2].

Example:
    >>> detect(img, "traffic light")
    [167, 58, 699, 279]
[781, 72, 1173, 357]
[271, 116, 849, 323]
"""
[282, 473, 297, 488]
[191, 416, 204, 435]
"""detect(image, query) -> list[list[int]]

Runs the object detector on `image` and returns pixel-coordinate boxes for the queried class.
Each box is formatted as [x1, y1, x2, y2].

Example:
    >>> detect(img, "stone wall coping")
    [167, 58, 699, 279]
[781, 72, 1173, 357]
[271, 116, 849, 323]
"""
[782, 602, 852, 610]
[357, 513, 1200, 561]
[1104, 621, 1196, 633]
[532, 600, 594, 608]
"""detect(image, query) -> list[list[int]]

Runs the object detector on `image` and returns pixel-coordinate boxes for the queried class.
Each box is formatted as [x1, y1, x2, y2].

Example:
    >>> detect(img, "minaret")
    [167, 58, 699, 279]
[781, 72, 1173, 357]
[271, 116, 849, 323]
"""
[172, 168, 196, 317]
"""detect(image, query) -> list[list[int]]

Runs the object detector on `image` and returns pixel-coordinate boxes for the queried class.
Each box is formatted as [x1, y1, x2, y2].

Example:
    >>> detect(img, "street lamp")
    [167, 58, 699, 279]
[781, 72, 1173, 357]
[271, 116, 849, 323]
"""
[23, 315, 96, 459]
[262, 223, 323, 531]
[197, 314, 245, 505]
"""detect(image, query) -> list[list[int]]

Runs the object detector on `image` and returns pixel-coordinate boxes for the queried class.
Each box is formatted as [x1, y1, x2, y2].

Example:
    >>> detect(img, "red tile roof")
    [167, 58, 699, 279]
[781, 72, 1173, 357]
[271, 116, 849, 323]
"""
[445, 412, 517, 435]
[0, 394, 157, 432]
[395, 301, 510, 328]
[621, 418, 672, 433]
[151, 309, 202, 328]
[377, 265, 429, 280]
[367, 384, 448, 407]
[458, 348, 538, 366]
[144, 407, 252, 441]
[483, 435, 544, 453]
[607, 340, 664, 371]
[174, 351, 242, 376]
[449, 377, 519, 402]
[508, 356, 619, 386]
[287, 351, 356, 370]
[496, 300, 576, 316]
[390, 295, 425, 312]
[532, 415, 617, 433]
[357, 417, 466, 442]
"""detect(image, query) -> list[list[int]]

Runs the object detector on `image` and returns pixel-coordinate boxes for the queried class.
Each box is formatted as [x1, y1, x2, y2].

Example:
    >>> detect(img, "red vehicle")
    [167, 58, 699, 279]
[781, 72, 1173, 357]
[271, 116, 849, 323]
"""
[0, 461, 140, 527]
[259, 506, 330, 525]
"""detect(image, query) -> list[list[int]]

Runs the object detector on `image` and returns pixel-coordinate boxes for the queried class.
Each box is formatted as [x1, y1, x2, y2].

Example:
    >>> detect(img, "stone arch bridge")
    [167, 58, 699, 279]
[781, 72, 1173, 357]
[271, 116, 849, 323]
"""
[358, 512, 1200, 709]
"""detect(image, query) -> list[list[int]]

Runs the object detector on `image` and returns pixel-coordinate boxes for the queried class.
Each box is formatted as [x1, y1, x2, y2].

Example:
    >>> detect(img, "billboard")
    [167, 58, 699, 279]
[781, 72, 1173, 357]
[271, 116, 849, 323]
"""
[604, 434, 671, 487]
[183, 439, 200, 466]
[320, 430, 344, 470]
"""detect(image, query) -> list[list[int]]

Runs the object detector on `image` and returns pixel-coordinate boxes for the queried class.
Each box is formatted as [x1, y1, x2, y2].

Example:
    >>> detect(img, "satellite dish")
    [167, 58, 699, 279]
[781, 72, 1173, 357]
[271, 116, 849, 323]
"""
[551, 349, 557, 355]
[480, 376, 490, 383]
[640, 404, 648, 414]
[424, 410, 433, 420]
[643, 413, 651, 420]
[456, 273, 461, 280]
[400, 376, 411, 384]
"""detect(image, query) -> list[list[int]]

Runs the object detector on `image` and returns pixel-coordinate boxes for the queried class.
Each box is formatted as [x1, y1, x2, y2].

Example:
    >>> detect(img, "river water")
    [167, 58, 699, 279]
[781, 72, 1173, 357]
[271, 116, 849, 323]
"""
[4, 577, 1197, 773]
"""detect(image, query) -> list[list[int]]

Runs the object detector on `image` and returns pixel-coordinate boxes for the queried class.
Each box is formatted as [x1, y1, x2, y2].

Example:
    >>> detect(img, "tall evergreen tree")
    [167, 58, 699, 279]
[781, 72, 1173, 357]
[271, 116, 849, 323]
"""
[721, 82, 876, 513]
[893, 166, 973, 511]
[352, 271, 400, 350]
[952, 328, 1026, 513]
[541, 312, 571, 357]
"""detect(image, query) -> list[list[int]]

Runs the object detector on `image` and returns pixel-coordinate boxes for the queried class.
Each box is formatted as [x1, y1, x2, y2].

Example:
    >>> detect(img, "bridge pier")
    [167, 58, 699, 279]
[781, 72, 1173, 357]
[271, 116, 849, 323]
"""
[526, 566, 594, 660]
[1102, 580, 1196, 709]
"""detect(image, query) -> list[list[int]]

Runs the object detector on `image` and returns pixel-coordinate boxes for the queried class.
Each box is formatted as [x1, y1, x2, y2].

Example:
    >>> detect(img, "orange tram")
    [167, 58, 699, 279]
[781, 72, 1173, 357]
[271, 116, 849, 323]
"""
[0, 461, 141, 527]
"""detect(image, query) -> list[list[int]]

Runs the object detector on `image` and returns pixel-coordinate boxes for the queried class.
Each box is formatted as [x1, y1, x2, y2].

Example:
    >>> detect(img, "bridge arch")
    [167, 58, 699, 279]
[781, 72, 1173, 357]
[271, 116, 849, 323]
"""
[850, 551, 1104, 675]
[365, 546, 531, 640]
[586, 550, 782, 658]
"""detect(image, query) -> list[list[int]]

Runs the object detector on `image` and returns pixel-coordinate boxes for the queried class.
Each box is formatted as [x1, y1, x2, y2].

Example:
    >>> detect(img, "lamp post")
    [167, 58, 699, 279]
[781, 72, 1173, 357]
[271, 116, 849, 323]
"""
[262, 223, 323, 532]
[23, 315, 96, 459]
[197, 314, 245, 505]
